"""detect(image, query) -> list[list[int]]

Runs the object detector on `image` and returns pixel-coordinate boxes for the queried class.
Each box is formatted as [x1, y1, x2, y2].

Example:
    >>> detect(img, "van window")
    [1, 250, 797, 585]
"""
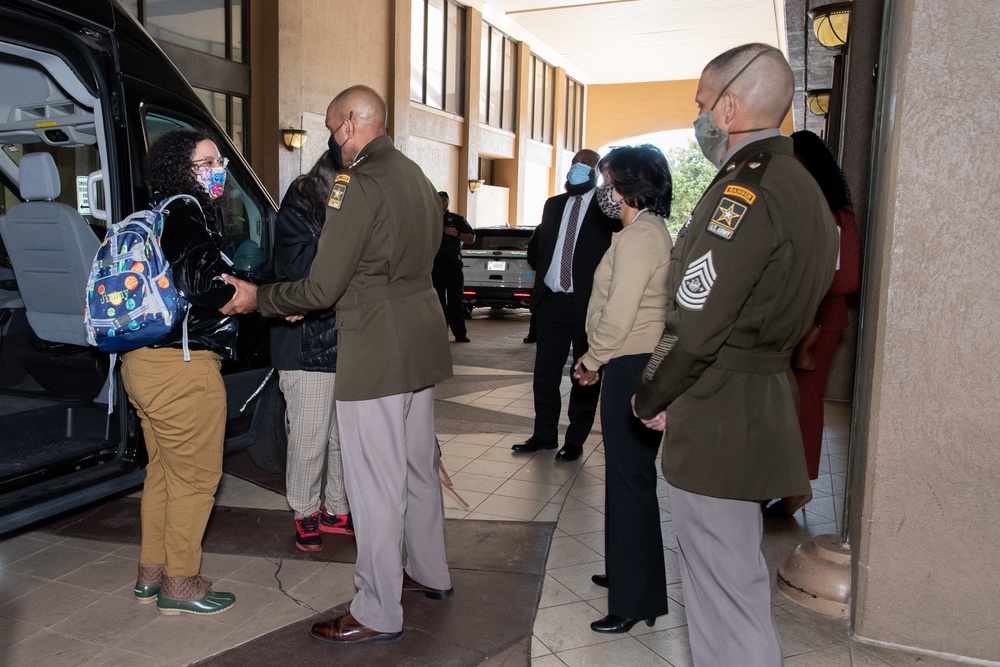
[143, 111, 267, 274]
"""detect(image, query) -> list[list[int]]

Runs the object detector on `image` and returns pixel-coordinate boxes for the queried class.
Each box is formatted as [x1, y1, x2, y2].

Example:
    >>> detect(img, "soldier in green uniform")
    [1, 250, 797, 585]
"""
[632, 44, 839, 665]
[222, 85, 453, 645]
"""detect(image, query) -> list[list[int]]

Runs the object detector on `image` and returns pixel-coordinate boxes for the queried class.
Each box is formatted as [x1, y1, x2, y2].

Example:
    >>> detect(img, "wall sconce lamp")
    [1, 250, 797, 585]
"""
[807, 89, 832, 116]
[808, 2, 852, 49]
[468, 179, 485, 193]
[281, 128, 308, 151]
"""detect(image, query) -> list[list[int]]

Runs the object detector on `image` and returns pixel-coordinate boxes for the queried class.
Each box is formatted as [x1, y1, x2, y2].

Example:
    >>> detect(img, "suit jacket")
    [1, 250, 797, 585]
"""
[258, 135, 452, 401]
[634, 135, 839, 501]
[527, 190, 621, 319]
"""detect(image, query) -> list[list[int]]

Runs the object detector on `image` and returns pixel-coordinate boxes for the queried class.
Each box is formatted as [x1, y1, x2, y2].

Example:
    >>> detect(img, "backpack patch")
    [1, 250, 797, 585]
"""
[84, 195, 194, 353]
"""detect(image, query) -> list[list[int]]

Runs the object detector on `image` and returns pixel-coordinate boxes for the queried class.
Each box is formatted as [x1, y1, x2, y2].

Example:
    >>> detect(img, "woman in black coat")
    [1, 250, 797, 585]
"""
[269, 151, 352, 552]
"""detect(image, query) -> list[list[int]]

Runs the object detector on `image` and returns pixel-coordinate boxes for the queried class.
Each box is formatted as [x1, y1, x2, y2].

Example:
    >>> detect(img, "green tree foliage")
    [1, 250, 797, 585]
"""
[665, 140, 717, 234]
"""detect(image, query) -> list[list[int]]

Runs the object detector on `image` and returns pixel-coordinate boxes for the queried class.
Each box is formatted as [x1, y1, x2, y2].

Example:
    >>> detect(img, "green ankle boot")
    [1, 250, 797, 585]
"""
[156, 575, 236, 616]
[134, 563, 163, 604]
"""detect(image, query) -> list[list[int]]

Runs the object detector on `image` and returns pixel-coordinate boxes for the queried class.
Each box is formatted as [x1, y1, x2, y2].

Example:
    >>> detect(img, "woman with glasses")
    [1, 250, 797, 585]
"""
[573, 144, 673, 633]
[121, 129, 239, 616]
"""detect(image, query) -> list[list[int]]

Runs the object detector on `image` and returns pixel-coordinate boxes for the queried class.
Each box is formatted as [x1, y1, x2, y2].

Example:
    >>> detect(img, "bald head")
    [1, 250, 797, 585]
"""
[326, 85, 387, 163]
[697, 43, 794, 137]
[572, 149, 600, 168]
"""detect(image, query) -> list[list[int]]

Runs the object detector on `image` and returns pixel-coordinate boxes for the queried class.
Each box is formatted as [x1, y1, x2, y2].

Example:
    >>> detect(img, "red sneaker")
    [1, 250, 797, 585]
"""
[295, 512, 323, 551]
[319, 509, 354, 535]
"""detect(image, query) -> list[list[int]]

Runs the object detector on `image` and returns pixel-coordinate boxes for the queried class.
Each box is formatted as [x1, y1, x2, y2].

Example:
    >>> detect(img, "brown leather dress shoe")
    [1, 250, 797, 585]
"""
[309, 612, 403, 644]
[402, 570, 453, 600]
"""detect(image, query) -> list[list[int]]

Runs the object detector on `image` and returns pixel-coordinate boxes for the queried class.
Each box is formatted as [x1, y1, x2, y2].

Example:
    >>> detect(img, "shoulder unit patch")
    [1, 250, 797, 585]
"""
[676, 250, 716, 311]
[707, 196, 748, 240]
[327, 173, 351, 209]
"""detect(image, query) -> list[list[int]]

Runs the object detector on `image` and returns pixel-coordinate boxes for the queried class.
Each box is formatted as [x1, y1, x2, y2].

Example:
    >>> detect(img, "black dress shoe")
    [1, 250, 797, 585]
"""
[455, 336, 471, 343]
[402, 570, 453, 600]
[590, 613, 656, 634]
[523, 336, 536, 343]
[555, 445, 582, 462]
[511, 438, 557, 453]
[591, 574, 608, 588]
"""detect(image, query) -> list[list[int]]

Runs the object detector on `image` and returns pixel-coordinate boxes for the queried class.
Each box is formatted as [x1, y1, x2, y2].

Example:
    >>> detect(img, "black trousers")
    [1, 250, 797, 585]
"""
[531, 291, 600, 446]
[602, 353, 669, 619]
[432, 262, 466, 339]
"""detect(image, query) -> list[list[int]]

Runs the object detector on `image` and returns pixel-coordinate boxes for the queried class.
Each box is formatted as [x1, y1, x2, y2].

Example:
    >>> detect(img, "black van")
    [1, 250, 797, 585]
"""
[0, 0, 285, 534]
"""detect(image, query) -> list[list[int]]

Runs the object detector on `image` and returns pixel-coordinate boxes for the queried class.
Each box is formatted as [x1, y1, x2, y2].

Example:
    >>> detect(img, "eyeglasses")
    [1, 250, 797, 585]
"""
[191, 157, 229, 169]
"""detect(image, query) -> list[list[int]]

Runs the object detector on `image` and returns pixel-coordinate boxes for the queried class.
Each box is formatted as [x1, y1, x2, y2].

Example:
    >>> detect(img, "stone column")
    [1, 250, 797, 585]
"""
[850, 0, 1000, 661]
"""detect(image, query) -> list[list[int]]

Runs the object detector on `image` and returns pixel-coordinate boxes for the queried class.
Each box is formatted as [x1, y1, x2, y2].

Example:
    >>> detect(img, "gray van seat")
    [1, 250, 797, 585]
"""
[0, 152, 99, 346]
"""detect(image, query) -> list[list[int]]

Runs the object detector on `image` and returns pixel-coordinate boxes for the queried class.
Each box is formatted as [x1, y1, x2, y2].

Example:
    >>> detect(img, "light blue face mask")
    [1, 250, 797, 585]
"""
[694, 49, 771, 167]
[567, 162, 594, 185]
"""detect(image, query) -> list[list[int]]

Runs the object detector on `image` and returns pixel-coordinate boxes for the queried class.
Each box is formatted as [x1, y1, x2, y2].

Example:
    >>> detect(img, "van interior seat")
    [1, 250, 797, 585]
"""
[0, 151, 98, 346]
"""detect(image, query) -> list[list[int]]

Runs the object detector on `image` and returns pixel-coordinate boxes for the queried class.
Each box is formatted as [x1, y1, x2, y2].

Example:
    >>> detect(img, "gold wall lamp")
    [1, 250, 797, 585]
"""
[281, 128, 308, 150]
[807, 89, 832, 116]
[808, 2, 852, 49]
[468, 179, 485, 193]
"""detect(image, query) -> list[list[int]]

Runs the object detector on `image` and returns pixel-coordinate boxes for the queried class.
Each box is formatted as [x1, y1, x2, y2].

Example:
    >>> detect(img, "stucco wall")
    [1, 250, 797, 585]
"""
[275, 0, 392, 198]
[851, 0, 1000, 660]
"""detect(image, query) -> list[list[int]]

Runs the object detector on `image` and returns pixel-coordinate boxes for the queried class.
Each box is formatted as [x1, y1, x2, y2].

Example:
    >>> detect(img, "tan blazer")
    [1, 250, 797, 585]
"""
[579, 211, 673, 371]
[635, 135, 838, 501]
[258, 136, 452, 401]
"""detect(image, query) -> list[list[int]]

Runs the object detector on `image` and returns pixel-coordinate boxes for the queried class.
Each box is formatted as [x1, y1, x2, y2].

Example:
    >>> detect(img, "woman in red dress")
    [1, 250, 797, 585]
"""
[764, 130, 862, 517]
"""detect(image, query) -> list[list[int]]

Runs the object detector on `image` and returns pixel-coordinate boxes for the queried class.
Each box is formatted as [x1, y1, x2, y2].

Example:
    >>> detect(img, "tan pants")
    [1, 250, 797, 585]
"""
[121, 347, 226, 577]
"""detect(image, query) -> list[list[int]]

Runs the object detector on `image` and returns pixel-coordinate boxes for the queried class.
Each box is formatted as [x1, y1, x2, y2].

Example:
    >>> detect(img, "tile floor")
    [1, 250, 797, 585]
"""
[0, 352, 973, 665]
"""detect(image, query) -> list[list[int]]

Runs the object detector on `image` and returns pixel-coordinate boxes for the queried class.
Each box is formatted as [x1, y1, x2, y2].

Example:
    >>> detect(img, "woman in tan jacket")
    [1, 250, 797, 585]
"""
[573, 144, 673, 633]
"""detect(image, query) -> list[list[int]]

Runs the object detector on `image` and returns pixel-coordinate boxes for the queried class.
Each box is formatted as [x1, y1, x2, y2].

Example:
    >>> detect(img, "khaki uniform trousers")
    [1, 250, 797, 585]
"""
[121, 347, 226, 577]
[336, 386, 451, 633]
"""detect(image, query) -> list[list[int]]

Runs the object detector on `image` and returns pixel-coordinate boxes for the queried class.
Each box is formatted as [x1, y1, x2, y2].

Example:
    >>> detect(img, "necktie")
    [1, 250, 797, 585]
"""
[559, 195, 583, 291]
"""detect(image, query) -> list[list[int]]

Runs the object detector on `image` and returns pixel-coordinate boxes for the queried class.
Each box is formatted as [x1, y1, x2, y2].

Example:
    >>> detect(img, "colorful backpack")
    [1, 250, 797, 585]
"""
[84, 194, 194, 354]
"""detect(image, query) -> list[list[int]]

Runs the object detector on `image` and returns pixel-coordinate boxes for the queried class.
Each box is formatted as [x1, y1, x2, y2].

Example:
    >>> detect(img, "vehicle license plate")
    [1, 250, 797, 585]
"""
[487, 261, 507, 271]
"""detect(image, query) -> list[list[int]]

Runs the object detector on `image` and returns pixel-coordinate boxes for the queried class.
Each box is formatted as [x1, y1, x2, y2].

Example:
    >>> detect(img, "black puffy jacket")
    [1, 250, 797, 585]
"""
[268, 187, 337, 372]
[153, 196, 237, 360]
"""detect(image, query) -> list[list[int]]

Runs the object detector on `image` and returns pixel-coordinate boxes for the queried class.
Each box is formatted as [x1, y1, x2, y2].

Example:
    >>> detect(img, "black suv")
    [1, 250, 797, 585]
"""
[460, 226, 535, 314]
[0, 0, 285, 534]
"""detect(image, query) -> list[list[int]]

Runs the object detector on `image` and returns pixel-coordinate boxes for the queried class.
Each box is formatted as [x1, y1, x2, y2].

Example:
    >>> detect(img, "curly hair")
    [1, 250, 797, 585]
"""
[287, 150, 338, 228]
[791, 130, 852, 212]
[603, 144, 673, 219]
[144, 128, 217, 209]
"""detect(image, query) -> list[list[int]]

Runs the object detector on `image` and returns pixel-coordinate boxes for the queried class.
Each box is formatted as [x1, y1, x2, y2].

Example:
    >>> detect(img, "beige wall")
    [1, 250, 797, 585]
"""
[587, 79, 795, 150]
[851, 0, 1000, 661]
[272, 0, 393, 199]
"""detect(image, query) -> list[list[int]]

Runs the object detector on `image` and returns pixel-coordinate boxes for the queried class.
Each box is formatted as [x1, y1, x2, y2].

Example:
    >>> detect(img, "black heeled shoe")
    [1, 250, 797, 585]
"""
[590, 613, 656, 634]
[591, 574, 608, 588]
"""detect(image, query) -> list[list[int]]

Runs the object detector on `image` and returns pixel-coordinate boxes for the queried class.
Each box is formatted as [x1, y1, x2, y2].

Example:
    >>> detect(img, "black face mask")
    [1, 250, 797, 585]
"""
[328, 133, 346, 170]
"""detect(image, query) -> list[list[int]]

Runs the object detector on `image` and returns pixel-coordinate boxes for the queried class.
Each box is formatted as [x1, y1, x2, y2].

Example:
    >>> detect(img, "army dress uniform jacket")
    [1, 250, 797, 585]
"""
[634, 135, 838, 501]
[258, 135, 452, 401]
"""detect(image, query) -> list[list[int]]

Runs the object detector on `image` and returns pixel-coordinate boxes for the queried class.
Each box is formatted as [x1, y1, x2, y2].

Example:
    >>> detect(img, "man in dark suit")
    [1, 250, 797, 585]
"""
[512, 149, 621, 462]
